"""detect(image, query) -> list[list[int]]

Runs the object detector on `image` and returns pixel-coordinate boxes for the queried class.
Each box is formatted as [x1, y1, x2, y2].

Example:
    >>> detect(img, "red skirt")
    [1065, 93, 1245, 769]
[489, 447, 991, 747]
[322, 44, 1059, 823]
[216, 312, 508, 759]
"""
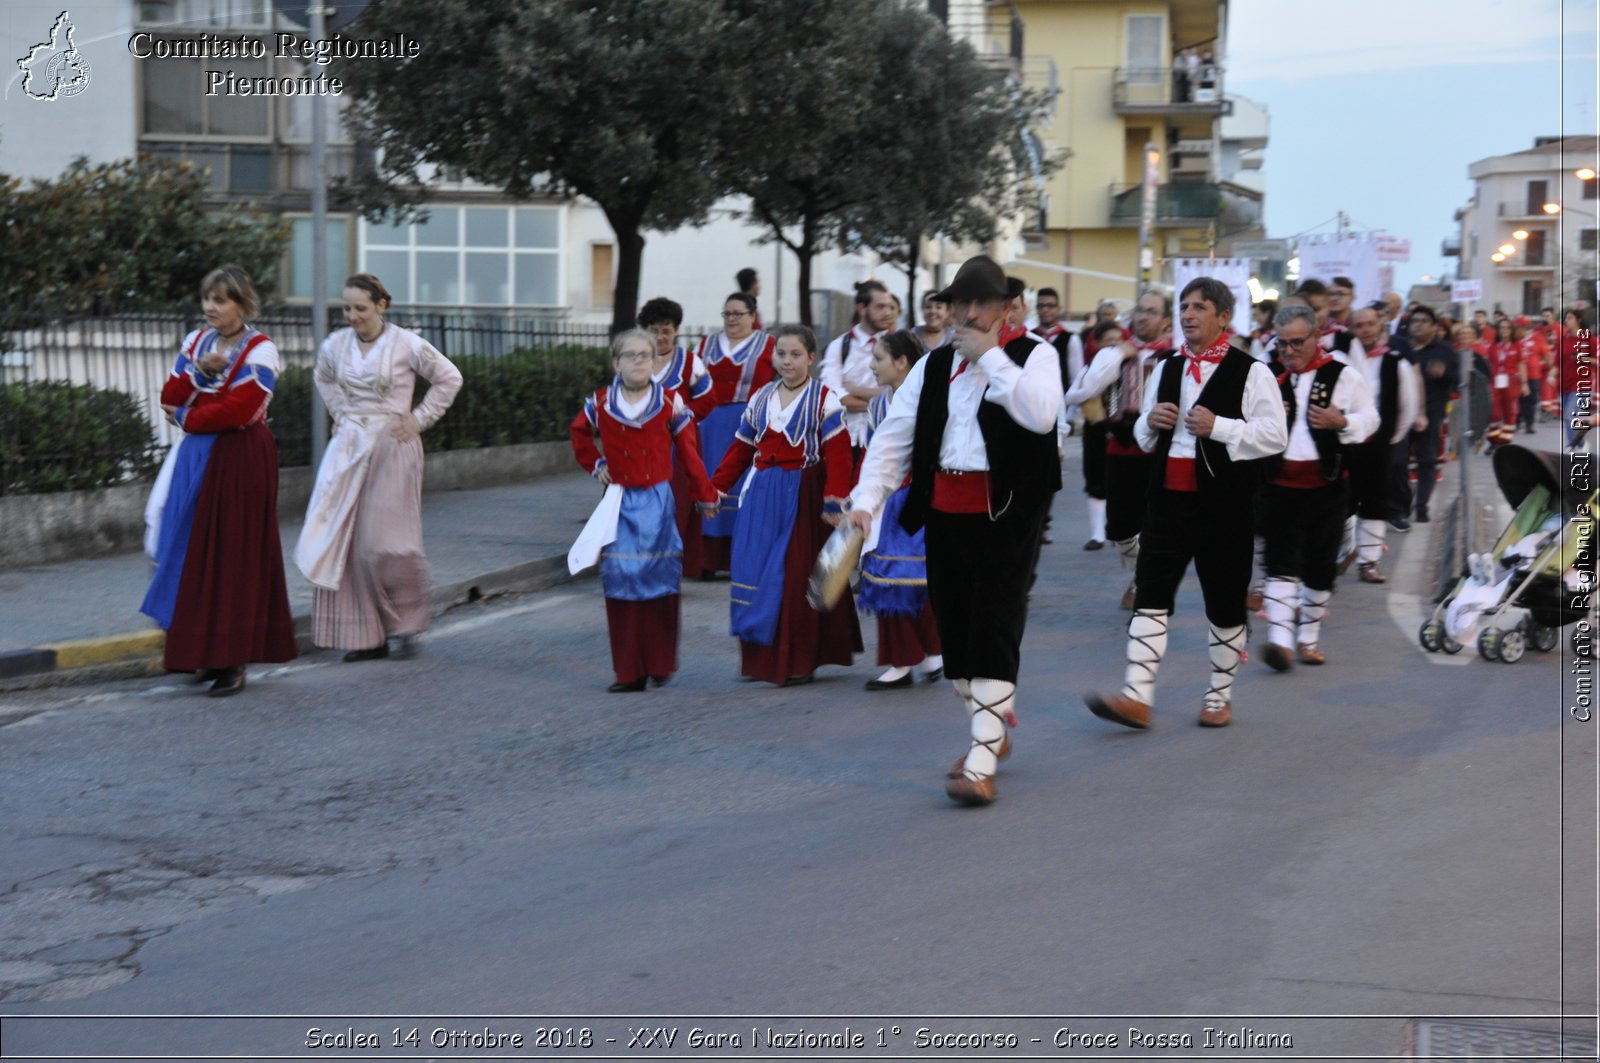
[672, 431, 705, 578]
[877, 599, 941, 667]
[605, 595, 679, 683]
[700, 534, 732, 575]
[165, 424, 298, 671]
[739, 465, 862, 684]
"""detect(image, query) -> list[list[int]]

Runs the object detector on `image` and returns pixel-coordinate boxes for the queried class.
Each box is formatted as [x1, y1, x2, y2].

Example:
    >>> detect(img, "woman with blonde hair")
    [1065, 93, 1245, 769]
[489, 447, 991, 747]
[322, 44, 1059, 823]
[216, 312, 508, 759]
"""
[295, 273, 463, 660]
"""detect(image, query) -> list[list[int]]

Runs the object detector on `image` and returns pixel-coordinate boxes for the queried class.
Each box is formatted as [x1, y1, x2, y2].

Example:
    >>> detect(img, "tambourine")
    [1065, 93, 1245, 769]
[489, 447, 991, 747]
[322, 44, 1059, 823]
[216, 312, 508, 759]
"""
[807, 521, 865, 612]
[1080, 395, 1106, 423]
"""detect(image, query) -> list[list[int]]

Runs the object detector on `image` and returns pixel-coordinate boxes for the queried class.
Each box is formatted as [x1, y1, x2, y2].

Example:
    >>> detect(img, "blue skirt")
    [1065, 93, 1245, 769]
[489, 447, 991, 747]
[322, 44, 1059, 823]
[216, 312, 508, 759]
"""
[858, 486, 929, 619]
[139, 433, 217, 630]
[729, 466, 801, 645]
[699, 402, 750, 538]
[600, 481, 683, 602]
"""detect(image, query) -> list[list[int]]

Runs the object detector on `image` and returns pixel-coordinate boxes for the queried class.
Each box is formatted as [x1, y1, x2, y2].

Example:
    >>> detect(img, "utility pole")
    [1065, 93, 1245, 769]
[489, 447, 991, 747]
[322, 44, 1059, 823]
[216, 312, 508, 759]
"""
[308, 0, 330, 471]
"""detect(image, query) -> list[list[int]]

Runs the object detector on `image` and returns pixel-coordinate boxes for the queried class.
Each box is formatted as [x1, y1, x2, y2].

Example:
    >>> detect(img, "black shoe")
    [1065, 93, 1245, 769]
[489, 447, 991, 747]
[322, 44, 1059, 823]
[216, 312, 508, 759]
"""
[1083, 538, 1106, 551]
[389, 635, 417, 659]
[343, 644, 389, 662]
[781, 674, 814, 687]
[921, 667, 944, 683]
[649, 675, 669, 688]
[207, 667, 245, 697]
[1387, 517, 1411, 533]
[608, 678, 647, 693]
[192, 668, 225, 684]
[865, 672, 913, 691]
[1415, 510, 1430, 523]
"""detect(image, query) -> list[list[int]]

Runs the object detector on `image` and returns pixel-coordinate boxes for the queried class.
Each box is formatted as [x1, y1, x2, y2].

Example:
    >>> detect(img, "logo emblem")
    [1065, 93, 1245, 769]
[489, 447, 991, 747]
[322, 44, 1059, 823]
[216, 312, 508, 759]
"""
[17, 11, 91, 101]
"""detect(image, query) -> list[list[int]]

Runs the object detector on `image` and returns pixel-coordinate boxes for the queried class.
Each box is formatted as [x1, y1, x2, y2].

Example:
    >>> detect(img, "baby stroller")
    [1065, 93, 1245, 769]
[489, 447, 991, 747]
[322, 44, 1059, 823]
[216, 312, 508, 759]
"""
[1419, 444, 1596, 662]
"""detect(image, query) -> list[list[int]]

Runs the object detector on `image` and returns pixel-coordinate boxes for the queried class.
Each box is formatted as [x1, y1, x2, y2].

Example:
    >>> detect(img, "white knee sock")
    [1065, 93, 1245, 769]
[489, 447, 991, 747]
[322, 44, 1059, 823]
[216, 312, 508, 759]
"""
[961, 678, 1014, 780]
[1264, 577, 1299, 649]
[1337, 515, 1357, 564]
[1206, 624, 1246, 707]
[1357, 519, 1387, 564]
[1115, 535, 1140, 567]
[1298, 586, 1332, 645]
[1086, 496, 1107, 541]
[918, 654, 943, 676]
[1120, 608, 1169, 706]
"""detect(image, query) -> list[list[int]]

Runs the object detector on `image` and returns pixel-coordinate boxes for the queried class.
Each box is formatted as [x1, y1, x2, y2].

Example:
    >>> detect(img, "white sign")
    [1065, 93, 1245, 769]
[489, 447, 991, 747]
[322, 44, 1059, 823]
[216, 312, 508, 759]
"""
[1376, 235, 1411, 262]
[1297, 234, 1381, 303]
[1171, 258, 1253, 348]
[1451, 279, 1483, 302]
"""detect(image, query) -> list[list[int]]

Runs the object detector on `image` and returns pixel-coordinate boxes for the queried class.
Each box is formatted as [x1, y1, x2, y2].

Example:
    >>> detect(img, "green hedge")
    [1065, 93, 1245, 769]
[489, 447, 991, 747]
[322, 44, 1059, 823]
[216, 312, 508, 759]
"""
[0, 381, 160, 495]
[270, 343, 610, 468]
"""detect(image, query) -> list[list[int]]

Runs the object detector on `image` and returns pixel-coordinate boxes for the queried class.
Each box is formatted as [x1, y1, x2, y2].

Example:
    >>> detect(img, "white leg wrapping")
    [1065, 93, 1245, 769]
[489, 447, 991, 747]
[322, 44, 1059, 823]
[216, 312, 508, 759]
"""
[1357, 519, 1387, 564]
[962, 678, 1014, 780]
[1336, 515, 1357, 567]
[1115, 535, 1140, 567]
[1120, 608, 1168, 707]
[1298, 586, 1332, 646]
[1206, 624, 1246, 708]
[1086, 496, 1107, 541]
[1264, 577, 1299, 649]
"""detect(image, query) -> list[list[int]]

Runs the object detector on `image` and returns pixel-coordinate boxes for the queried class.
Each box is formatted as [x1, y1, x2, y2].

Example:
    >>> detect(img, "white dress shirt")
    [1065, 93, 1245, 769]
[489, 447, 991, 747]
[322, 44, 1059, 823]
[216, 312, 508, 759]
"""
[849, 337, 1063, 517]
[1134, 353, 1288, 462]
[1280, 362, 1379, 461]
[1362, 347, 1423, 444]
[820, 324, 881, 446]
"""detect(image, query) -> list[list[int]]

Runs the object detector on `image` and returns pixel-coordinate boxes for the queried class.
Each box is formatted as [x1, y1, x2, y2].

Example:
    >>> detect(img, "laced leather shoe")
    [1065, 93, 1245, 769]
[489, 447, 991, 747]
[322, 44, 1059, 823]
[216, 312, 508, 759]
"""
[1084, 692, 1151, 729]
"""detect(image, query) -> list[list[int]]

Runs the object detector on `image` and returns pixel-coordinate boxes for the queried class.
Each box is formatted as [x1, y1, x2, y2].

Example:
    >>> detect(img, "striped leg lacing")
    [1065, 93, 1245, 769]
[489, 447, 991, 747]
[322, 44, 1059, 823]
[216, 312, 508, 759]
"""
[961, 679, 1015, 781]
[1298, 586, 1332, 646]
[1205, 624, 1246, 709]
[1119, 608, 1169, 706]
[1264, 577, 1300, 649]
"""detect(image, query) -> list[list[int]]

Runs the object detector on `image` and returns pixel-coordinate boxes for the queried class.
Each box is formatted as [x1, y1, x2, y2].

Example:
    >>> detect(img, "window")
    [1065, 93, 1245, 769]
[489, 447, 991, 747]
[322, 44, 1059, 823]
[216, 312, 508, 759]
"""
[288, 217, 351, 301]
[1522, 281, 1545, 316]
[1584, 176, 1598, 201]
[590, 244, 615, 309]
[1527, 179, 1549, 215]
[139, 0, 268, 27]
[1582, 228, 1598, 252]
[1125, 15, 1164, 84]
[1525, 229, 1547, 266]
[143, 142, 271, 194]
[360, 206, 562, 307]
[140, 57, 268, 137]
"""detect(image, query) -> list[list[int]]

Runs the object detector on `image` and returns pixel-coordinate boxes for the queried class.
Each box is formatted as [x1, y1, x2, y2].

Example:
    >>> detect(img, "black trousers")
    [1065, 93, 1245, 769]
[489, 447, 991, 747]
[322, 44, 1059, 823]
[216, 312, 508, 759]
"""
[1412, 408, 1447, 515]
[1388, 432, 1414, 520]
[1261, 482, 1349, 591]
[1133, 488, 1255, 628]
[1081, 420, 1108, 499]
[1346, 438, 1395, 520]
[1104, 451, 1153, 543]
[924, 503, 1049, 683]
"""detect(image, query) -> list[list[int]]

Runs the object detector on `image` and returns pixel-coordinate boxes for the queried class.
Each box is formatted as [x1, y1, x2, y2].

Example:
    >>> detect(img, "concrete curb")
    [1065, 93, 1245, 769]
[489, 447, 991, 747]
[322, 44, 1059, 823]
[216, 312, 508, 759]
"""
[0, 553, 589, 692]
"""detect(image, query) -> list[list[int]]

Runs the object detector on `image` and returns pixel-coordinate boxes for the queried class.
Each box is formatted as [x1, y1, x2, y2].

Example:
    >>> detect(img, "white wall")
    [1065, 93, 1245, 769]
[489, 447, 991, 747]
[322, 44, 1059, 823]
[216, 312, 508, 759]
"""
[0, 0, 137, 180]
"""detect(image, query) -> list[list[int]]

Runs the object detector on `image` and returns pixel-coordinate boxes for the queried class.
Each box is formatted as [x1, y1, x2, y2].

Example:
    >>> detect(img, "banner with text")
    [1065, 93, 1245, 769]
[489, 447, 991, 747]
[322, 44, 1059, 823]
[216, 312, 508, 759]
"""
[1171, 258, 1252, 348]
[1296, 234, 1381, 304]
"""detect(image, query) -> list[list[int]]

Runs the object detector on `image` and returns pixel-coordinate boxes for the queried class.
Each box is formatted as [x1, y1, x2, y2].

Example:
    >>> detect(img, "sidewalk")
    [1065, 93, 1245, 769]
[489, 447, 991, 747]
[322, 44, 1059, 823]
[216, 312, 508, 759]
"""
[0, 471, 605, 686]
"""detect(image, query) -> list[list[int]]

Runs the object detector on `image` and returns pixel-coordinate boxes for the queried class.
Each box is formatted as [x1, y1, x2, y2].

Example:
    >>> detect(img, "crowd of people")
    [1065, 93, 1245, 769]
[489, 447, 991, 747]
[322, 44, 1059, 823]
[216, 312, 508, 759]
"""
[139, 259, 1595, 809]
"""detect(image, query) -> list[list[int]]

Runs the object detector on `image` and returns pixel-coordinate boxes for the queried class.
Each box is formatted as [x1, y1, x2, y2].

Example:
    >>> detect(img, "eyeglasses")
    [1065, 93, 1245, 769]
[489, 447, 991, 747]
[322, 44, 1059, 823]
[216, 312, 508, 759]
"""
[721, 311, 751, 320]
[1279, 336, 1313, 349]
[1328, 289, 1352, 297]
[617, 350, 653, 363]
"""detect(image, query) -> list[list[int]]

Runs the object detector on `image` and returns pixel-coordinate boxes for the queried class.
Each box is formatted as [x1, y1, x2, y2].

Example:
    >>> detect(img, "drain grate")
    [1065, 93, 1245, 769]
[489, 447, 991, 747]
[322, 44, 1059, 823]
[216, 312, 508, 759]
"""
[1403, 1018, 1598, 1060]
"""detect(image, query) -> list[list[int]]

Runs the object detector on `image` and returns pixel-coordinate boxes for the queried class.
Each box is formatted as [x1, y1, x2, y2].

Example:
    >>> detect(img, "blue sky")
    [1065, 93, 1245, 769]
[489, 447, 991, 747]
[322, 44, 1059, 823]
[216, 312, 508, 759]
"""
[1227, 0, 1598, 292]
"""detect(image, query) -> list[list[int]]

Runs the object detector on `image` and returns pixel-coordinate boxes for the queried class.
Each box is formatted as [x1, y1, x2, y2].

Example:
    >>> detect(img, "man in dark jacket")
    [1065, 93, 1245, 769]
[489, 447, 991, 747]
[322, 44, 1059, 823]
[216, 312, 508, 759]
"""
[1404, 306, 1460, 523]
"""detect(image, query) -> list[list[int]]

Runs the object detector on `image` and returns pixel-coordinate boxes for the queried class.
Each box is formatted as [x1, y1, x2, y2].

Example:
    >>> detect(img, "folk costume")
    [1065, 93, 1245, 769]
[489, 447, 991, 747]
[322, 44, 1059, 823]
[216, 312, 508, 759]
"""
[1347, 338, 1420, 582]
[654, 345, 717, 577]
[1259, 352, 1378, 670]
[711, 378, 861, 685]
[570, 380, 717, 688]
[296, 325, 463, 654]
[140, 327, 297, 676]
[694, 329, 777, 572]
[850, 256, 1064, 806]
[1086, 330, 1287, 730]
[856, 386, 943, 687]
[1065, 334, 1174, 606]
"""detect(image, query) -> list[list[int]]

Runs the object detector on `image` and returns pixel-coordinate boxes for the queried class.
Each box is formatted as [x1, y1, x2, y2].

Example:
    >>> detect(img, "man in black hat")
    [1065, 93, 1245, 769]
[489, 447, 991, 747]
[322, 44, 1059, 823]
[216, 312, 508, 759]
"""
[846, 255, 1063, 806]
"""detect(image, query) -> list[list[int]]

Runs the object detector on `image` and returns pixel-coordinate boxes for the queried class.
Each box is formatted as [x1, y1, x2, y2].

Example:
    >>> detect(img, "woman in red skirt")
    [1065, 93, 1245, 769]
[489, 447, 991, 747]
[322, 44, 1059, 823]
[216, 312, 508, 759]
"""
[141, 266, 297, 696]
[712, 324, 861, 685]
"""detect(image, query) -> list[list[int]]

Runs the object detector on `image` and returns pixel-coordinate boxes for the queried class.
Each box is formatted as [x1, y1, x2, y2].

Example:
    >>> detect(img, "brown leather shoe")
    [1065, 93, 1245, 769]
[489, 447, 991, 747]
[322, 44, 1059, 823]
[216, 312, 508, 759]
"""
[1262, 643, 1294, 672]
[1084, 691, 1151, 729]
[1119, 580, 1137, 611]
[945, 773, 997, 805]
[948, 732, 1012, 779]
[1246, 584, 1265, 612]
[1358, 563, 1386, 584]
[1296, 642, 1326, 665]
[1198, 700, 1232, 727]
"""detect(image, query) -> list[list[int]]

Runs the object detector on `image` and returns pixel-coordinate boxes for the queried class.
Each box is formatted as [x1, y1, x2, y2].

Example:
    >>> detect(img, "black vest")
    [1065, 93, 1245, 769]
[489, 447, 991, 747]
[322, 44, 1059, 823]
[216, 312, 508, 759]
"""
[1148, 347, 1262, 506]
[1270, 360, 1347, 482]
[901, 338, 1063, 532]
[1375, 351, 1400, 444]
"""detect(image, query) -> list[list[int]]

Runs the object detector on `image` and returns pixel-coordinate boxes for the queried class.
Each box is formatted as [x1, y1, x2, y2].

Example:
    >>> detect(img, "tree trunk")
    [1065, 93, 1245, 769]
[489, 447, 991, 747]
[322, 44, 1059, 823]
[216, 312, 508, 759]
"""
[907, 235, 918, 325]
[794, 211, 817, 328]
[606, 211, 647, 337]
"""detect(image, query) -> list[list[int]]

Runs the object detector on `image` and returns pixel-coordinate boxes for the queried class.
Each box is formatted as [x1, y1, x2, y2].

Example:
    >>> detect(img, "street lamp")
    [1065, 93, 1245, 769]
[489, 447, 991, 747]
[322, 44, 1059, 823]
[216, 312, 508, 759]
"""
[1577, 167, 1597, 181]
[1513, 229, 1530, 240]
[1498, 243, 1518, 255]
[1492, 252, 1506, 262]
[1544, 202, 1563, 215]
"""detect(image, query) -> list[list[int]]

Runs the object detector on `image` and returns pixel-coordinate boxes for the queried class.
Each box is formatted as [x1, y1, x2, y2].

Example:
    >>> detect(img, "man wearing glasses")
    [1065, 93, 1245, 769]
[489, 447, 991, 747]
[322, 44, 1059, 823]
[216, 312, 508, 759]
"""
[1255, 305, 1377, 671]
[1084, 277, 1286, 731]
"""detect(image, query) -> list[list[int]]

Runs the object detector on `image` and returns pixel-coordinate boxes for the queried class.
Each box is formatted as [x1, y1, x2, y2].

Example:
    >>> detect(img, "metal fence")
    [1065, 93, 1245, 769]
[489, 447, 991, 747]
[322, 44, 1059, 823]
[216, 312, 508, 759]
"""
[0, 308, 718, 495]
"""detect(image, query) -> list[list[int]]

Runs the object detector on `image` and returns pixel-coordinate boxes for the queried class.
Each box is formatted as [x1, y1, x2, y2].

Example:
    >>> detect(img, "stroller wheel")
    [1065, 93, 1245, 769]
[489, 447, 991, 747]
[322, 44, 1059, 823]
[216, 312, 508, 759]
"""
[1419, 621, 1444, 653]
[1440, 633, 1464, 655]
[1477, 629, 1502, 662]
[1498, 629, 1526, 664]
[1529, 623, 1560, 653]
[1575, 626, 1597, 659]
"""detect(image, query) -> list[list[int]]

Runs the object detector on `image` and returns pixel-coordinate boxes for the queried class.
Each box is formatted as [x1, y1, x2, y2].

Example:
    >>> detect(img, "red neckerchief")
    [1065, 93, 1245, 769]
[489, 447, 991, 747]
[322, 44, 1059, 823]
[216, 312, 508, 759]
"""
[1180, 333, 1231, 383]
[1276, 350, 1334, 387]
[953, 323, 1028, 380]
[1319, 319, 1346, 336]
[1366, 341, 1389, 360]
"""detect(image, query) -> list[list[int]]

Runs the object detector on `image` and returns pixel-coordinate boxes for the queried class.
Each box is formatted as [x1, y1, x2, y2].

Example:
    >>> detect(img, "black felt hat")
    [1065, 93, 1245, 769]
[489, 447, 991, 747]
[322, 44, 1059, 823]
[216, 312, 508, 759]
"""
[934, 255, 1011, 303]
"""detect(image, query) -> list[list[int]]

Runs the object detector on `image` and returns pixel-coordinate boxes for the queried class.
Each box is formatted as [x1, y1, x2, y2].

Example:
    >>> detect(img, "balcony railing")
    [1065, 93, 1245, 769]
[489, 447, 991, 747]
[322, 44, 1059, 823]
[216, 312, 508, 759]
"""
[1108, 180, 1262, 228]
[1113, 66, 1228, 115]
